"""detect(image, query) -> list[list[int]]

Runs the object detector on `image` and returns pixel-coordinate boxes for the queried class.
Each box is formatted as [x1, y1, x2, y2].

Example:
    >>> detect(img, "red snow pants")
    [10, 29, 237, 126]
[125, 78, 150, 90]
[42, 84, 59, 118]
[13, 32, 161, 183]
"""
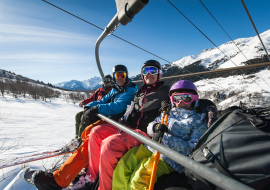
[87, 124, 150, 190]
[53, 119, 108, 188]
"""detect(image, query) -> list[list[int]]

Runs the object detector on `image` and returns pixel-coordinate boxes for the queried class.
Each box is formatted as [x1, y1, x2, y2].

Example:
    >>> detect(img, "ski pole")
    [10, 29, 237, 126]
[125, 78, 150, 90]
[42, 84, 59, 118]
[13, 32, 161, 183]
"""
[149, 110, 169, 190]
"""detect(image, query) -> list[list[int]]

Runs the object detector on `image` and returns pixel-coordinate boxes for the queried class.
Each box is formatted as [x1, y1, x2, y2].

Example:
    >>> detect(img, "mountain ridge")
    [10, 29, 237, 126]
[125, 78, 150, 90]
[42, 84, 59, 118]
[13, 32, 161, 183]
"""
[54, 29, 270, 91]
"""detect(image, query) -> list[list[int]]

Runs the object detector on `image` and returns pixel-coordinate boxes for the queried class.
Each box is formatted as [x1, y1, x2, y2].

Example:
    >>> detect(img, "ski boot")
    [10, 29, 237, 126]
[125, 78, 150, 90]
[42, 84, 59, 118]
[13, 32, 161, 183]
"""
[33, 170, 62, 190]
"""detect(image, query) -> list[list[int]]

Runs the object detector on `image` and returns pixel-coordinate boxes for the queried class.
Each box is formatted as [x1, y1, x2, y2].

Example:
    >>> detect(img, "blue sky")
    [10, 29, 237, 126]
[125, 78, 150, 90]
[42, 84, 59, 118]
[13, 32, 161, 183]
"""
[1, 0, 270, 84]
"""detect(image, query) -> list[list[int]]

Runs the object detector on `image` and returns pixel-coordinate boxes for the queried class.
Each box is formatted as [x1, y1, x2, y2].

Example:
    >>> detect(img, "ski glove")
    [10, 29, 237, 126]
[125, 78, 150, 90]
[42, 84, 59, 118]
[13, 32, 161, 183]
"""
[152, 123, 168, 142]
[153, 132, 164, 142]
[153, 123, 168, 133]
[83, 106, 99, 125]
[159, 100, 171, 112]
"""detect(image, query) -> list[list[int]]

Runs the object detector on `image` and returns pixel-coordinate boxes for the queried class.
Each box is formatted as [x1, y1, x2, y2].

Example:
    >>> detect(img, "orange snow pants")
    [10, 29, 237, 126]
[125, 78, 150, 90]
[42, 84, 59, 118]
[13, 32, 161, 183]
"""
[53, 119, 108, 188]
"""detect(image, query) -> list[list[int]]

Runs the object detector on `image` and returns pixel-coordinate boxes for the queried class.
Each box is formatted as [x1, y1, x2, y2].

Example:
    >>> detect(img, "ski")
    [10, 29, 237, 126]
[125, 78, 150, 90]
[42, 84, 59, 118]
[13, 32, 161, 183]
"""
[0, 138, 81, 169]
[0, 148, 74, 169]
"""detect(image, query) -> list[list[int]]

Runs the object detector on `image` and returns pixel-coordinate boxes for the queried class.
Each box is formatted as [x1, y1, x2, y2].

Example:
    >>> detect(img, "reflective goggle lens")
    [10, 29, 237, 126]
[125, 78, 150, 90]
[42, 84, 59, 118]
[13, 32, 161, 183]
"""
[173, 94, 192, 103]
[142, 66, 158, 75]
[114, 71, 126, 79]
[170, 93, 198, 105]
[102, 78, 111, 83]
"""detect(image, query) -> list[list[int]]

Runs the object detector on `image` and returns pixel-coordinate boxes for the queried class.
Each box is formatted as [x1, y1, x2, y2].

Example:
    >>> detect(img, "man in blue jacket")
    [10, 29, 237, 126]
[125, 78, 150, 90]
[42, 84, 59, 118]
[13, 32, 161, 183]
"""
[83, 64, 137, 124]
[33, 64, 138, 190]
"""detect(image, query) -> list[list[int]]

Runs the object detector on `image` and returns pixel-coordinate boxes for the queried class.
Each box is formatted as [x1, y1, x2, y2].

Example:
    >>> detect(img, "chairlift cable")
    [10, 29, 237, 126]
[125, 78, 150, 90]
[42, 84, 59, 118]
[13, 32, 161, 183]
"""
[199, 0, 249, 61]
[42, 0, 103, 30]
[199, 0, 270, 89]
[110, 34, 169, 63]
[241, 0, 270, 62]
[42, 0, 170, 63]
[167, 0, 265, 91]
[41, 0, 225, 90]
[167, 0, 240, 68]
[43, 0, 258, 92]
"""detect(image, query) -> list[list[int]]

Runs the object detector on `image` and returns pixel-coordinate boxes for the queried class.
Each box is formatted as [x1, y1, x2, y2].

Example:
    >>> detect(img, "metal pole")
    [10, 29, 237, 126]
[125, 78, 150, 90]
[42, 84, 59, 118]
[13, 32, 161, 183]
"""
[95, 14, 120, 78]
[240, 0, 270, 61]
[132, 62, 270, 83]
[97, 113, 254, 190]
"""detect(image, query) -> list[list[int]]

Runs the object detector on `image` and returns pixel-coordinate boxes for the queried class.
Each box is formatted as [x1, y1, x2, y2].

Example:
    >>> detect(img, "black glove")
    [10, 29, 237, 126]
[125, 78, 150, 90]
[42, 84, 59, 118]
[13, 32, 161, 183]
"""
[153, 123, 168, 133]
[90, 106, 99, 115]
[153, 132, 164, 142]
[83, 106, 99, 125]
[159, 100, 171, 112]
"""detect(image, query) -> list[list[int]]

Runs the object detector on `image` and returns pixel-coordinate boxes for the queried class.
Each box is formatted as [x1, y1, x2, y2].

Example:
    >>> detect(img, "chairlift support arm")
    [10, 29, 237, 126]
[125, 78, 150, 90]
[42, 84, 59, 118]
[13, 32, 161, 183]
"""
[95, 0, 149, 78]
[95, 14, 120, 78]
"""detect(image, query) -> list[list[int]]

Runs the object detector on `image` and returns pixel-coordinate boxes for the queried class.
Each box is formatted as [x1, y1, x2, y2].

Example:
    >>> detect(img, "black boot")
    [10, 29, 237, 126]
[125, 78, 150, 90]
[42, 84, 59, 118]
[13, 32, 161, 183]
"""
[33, 170, 62, 190]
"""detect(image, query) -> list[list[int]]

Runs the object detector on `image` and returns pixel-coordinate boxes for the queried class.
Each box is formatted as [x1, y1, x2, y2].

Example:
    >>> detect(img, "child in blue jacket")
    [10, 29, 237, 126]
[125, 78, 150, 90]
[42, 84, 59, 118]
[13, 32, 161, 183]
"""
[112, 80, 218, 190]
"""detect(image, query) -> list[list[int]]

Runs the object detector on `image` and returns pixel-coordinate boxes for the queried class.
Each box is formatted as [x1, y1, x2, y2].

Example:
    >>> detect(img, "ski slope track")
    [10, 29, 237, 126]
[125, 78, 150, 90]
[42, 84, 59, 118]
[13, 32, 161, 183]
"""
[0, 95, 81, 189]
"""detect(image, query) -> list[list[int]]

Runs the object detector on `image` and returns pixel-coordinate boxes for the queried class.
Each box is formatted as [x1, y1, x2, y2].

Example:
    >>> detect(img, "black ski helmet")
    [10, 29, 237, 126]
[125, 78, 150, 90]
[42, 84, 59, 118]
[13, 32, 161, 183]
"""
[141, 60, 162, 83]
[103, 74, 112, 80]
[142, 60, 161, 70]
[112, 65, 128, 81]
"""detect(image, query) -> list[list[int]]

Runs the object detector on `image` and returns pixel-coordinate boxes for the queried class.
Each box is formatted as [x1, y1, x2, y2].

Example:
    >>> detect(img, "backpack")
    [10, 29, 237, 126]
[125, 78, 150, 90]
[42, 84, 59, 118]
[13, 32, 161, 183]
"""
[185, 106, 270, 190]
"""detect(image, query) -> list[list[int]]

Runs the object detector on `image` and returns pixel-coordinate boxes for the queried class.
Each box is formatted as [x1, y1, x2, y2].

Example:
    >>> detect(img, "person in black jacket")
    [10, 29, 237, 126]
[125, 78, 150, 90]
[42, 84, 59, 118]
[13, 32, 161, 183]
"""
[78, 60, 171, 190]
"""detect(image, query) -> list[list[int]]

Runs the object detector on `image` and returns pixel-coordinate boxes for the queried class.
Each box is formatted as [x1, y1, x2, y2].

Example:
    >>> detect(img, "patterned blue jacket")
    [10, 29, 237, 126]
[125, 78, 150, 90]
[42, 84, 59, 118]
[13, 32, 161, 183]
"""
[145, 101, 213, 173]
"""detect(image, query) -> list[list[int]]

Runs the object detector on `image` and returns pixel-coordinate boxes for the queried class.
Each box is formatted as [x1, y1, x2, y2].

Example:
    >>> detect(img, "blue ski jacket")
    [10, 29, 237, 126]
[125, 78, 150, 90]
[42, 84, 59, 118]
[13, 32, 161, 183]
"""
[85, 79, 137, 120]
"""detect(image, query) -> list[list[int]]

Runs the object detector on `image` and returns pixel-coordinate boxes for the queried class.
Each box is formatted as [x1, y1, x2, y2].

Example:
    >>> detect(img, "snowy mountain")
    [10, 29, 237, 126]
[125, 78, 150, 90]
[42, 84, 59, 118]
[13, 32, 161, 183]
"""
[55, 29, 270, 91]
[54, 76, 101, 91]
[133, 29, 270, 81]
[169, 29, 270, 70]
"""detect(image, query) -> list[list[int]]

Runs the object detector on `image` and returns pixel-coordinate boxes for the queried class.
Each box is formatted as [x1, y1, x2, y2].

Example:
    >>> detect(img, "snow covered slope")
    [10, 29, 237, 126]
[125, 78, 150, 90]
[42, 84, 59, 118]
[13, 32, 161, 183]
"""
[1, 68, 270, 189]
[166, 30, 270, 71]
[0, 95, 81, 189]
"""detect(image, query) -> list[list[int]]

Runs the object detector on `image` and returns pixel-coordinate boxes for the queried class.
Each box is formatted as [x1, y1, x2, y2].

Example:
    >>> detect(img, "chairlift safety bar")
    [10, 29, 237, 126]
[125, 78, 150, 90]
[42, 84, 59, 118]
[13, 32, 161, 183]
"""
[97, 113, 254, 190]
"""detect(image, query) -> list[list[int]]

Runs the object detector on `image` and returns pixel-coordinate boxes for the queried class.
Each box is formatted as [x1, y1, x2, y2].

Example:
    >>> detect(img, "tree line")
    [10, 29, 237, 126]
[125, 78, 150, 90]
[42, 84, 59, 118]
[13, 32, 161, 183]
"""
[0, 78, 91, 103]
[0, 69, 69, 91]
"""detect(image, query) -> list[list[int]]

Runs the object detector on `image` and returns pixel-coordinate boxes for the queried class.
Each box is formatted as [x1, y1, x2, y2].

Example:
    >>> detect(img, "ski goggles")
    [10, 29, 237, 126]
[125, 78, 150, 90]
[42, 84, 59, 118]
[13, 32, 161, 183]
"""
[142, 66, 158, 76]
[114, 71, 126, 79]
[170, 93, 199, 105]
[102, 78, 112, 83]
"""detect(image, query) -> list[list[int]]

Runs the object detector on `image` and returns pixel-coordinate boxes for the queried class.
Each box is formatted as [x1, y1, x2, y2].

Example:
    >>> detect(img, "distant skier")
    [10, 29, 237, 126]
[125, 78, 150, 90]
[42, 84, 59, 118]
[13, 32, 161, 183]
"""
[75, 74, 113, 139]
